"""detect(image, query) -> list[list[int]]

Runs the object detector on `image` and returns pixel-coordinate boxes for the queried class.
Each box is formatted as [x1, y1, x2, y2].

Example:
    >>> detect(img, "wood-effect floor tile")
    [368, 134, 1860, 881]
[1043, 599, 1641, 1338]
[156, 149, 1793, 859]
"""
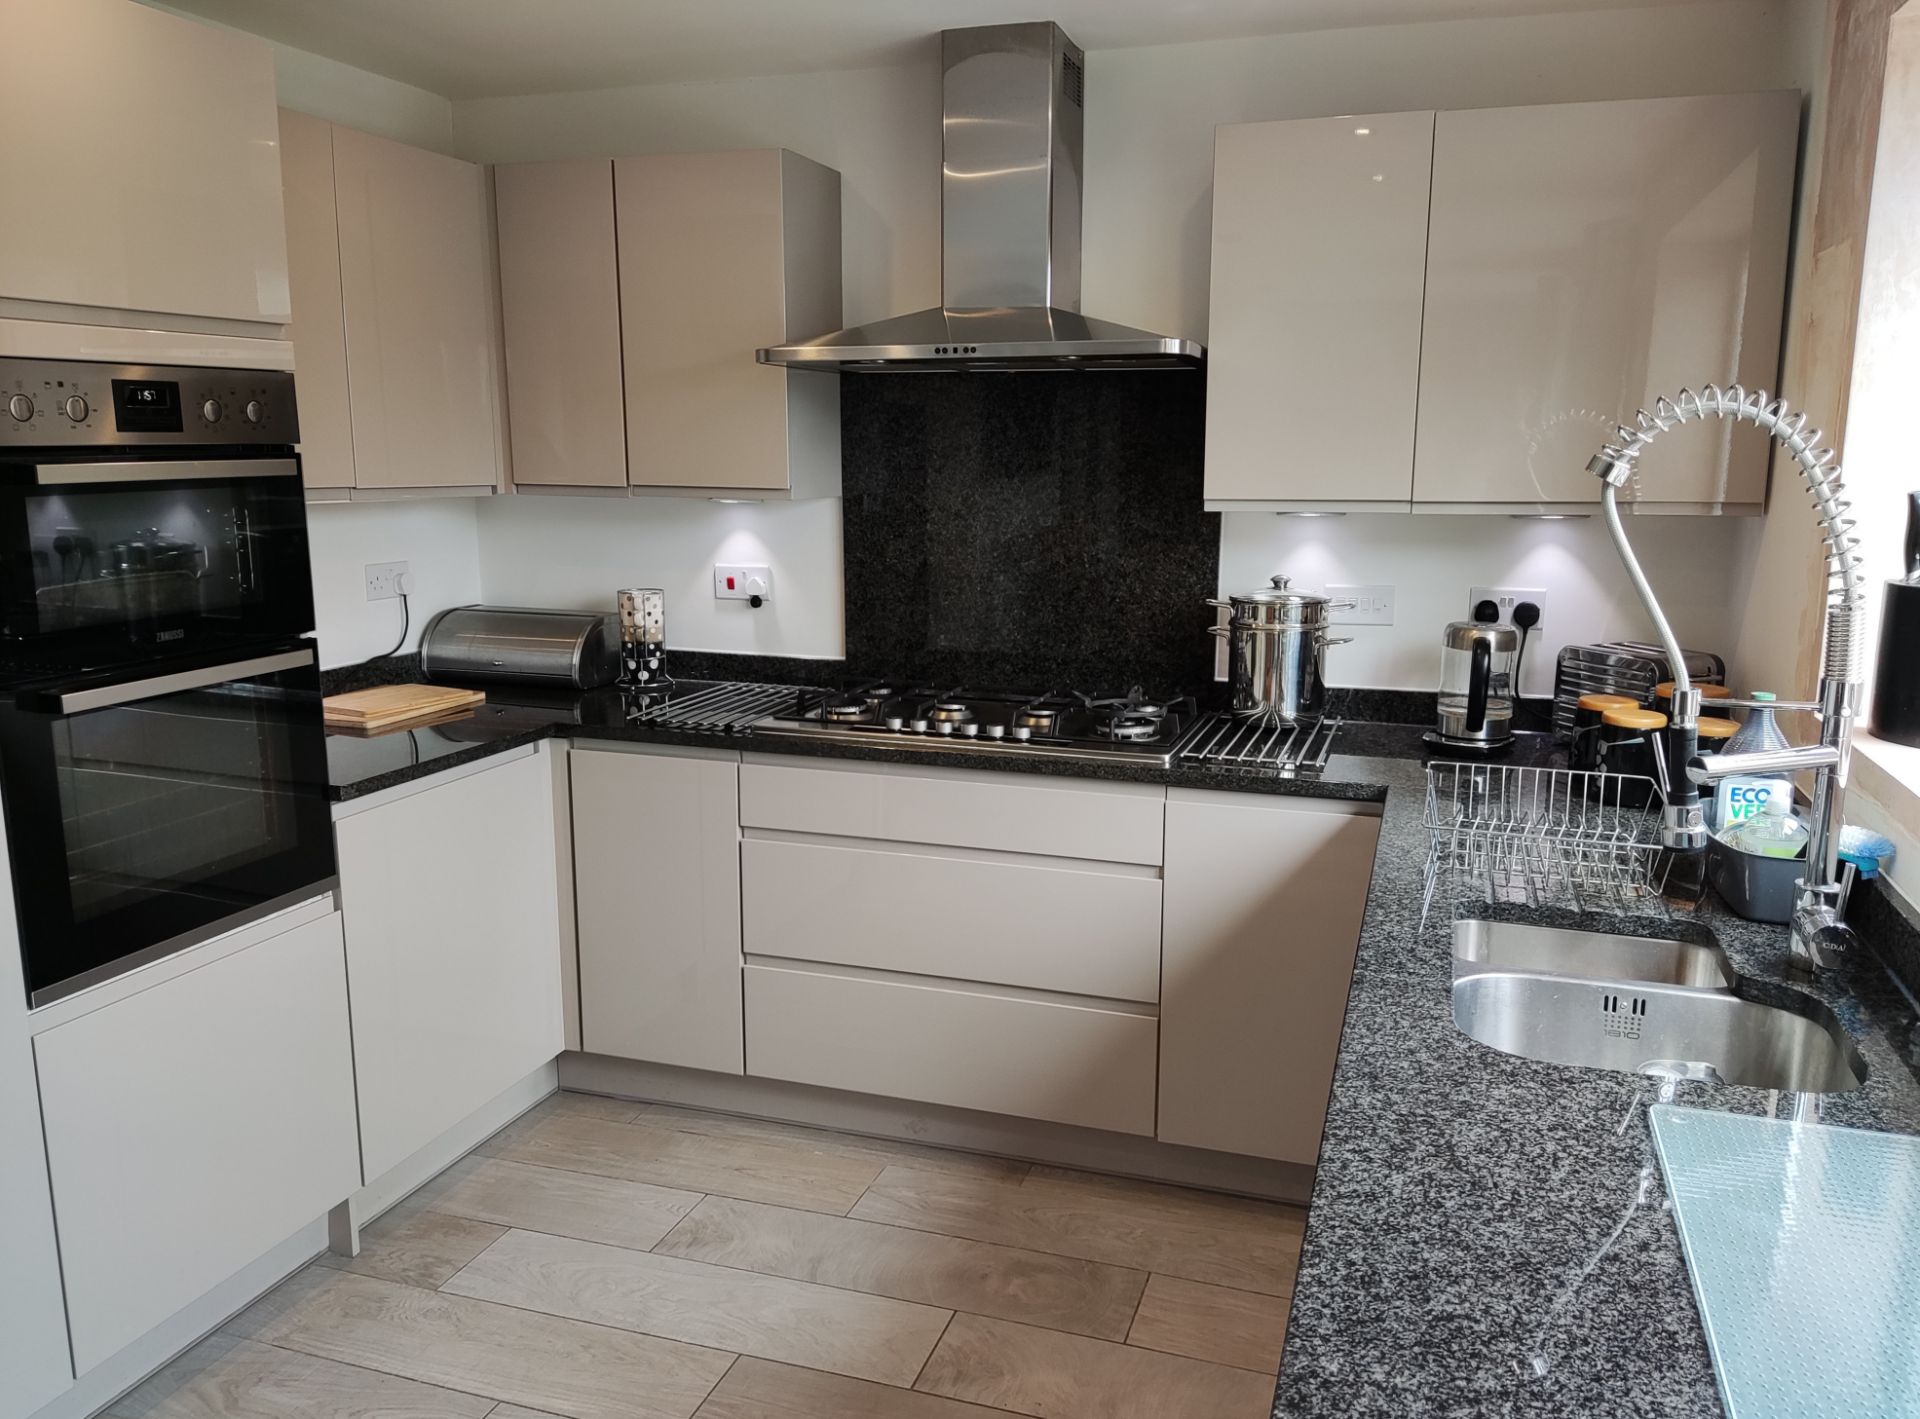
[915, 1314, 1276, 1419]
[540, 1091, 653, 1124]
[319, 1205, 506, 1289]
[656, 1195, 1145, 1341]
[692, 1357, 1016, 1419]
[442, 1228, 952, 1387]
[412, 1154, 700, 1251]
[488, 1409, 568, 1419]
[637, 1104, 1030, 1182]
[1125, 1274, 1290, 1374]
[105, 1334, 494, 1419]
[222, 1267, 731, 1419]
[850, 1166, 1303, 1295]
[480, 1111, 882, 1214]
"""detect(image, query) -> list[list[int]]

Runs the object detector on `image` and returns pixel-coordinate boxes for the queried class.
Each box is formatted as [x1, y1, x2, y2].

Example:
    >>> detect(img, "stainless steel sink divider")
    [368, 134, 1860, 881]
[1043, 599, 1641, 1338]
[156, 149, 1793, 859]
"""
[1423, 763, 1670, 923]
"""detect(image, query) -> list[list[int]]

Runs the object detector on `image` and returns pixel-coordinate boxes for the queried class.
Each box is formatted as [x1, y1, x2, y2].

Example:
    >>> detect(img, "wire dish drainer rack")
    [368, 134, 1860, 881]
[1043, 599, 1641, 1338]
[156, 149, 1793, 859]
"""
[1422, 762, 1671, 923]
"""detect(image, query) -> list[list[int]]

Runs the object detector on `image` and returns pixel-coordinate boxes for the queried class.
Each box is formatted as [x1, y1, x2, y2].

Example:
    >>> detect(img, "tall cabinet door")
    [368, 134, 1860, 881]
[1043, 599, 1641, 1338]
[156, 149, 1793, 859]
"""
[278, 109, 355, 490]
[1159, 791, 1380, 1163]
[1204, 112, 1434, 506]
[573, 745, 744, 1074]
[1412, 92, 1798, 509]
[0, 0, 289, 327]
[496, 160, 629, 488]
[333, 126, 503, 490]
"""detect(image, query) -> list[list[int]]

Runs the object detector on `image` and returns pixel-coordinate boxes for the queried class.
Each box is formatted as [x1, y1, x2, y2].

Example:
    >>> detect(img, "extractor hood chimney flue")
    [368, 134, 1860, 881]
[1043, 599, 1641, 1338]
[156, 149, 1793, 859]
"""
[757, 21, 1203, 372]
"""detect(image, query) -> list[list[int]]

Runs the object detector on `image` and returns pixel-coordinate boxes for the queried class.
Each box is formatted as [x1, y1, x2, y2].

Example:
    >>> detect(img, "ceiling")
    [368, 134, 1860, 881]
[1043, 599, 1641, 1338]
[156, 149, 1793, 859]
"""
[162, 0, 1729, 100]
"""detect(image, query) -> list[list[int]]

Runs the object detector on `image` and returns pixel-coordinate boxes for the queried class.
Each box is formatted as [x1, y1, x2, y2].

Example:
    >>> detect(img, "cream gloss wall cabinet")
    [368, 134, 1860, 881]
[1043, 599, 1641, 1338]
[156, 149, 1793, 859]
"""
[0, 0, 289, 332]
[31, 910, 359, 1377]
[278, 112, 506, 497]
[1203, 91, 1798, 513]
[494, 150, 842, 498]
[333, 748, 567, 1181]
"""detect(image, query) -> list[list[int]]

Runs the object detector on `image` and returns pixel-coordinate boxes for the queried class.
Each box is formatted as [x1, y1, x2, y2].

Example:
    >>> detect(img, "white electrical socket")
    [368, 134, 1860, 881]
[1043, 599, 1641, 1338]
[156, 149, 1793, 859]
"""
[714, 563, 773, 603]
[364, 561, 409, 601]
[1468, 585, 1546, 626]
[1328, 584, 1395, 627]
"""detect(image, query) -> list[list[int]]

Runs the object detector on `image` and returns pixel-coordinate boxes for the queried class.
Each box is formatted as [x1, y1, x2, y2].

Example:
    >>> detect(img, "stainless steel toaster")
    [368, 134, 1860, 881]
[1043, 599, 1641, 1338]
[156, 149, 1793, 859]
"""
[419, 606, 622, 689]
[1552, 641, 1726, 739]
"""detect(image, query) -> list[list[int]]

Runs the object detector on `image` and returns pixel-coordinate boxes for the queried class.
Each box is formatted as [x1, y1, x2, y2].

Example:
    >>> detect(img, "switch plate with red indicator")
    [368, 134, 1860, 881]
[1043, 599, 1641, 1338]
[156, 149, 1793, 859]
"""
[713, 563, 774, 603]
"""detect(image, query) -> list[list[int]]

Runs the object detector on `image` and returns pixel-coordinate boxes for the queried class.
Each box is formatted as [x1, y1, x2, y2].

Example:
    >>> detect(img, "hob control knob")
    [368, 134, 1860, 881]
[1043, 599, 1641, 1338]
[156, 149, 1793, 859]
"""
[1010, 725, 1032, 741]
[201, 398, 223, 423]
[244, 400, 264, 423]
[910, 718, 930, 734]
[983, 724, 1006, 740]
[7, 394, 34, 422]
[884, 716, 905, 731]
[63, 395, 89, 422]
[935, 721, 955, 736]
[959, 723, 979, 738]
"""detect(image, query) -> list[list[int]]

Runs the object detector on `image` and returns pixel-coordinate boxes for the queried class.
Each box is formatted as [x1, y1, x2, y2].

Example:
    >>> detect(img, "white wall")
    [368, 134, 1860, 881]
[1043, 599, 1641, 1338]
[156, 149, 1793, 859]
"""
[307, 501, 482, 669]
[473, 495, 845, 658]
[442, 0, 1814, 682]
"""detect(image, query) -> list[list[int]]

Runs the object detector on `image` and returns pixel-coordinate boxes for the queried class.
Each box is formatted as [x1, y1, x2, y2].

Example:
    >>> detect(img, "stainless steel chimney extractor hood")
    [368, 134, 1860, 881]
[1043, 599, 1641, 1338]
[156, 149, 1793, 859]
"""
[758, 22, 1203, 372]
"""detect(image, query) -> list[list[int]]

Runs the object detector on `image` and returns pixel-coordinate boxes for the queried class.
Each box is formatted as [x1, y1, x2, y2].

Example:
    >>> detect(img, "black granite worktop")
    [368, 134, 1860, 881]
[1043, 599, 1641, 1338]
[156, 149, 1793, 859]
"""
[1271, 753, 1920, 1419]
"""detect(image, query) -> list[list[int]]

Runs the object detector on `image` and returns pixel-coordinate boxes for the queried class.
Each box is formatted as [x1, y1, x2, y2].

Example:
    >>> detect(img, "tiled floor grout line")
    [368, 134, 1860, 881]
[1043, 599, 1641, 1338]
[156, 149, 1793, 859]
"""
[907, 1309, 958, 1392]
[686, 1351, 743, 1418]
[241, 1334, 537, 1411]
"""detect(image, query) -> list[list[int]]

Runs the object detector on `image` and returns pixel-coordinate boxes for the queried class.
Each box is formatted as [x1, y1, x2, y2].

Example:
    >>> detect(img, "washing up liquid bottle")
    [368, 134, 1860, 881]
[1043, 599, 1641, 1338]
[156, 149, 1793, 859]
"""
[1720, 783, 1809, 859]
[1713, 691, 1792, 831]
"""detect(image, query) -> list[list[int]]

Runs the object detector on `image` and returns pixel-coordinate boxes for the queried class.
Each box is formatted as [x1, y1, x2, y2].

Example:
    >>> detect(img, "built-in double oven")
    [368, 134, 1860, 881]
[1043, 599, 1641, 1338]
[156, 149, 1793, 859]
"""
[0, 356, 334, 1006]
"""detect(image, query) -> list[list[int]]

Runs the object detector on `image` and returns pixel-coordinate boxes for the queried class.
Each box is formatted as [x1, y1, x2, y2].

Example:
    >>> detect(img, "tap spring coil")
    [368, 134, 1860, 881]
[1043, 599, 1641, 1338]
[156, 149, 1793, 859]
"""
[1593, 385, 1865, 681]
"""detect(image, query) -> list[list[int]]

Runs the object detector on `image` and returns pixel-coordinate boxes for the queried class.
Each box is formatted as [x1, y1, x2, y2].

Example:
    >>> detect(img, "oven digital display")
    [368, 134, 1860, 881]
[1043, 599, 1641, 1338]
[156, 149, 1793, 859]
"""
[111, 378, 184, 433]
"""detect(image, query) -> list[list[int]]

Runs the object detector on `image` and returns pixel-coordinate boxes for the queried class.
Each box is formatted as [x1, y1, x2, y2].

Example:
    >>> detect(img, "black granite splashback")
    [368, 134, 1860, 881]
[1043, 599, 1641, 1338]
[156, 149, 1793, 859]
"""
[840, 372, 1218, 694]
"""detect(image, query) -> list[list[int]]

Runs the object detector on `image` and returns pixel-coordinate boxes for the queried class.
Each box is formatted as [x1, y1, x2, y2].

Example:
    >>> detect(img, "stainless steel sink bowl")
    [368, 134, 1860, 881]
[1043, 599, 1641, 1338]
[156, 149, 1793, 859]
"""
[1453, 918, 1734, 990]
[1452, 971, 1865, 1093]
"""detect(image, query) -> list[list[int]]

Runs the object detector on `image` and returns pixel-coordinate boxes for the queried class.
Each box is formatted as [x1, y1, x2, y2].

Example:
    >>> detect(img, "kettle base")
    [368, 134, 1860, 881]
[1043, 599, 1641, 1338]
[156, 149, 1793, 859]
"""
[1422, 730, 1514, 758]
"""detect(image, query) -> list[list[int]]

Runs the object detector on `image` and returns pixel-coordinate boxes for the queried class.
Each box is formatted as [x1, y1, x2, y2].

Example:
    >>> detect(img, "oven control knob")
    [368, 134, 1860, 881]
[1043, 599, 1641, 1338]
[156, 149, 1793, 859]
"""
[910, 718, 930, 734]
[884, 716, 904, 731]
[62, 395, 89, 422]
[244, 400, 264, 424]
[958, 723, 979, 738]
[201, 398, 223, 423]
[983, 724, 1006, 740]
[7, 394, 34, 422]
[1010, 725, 1031, 741]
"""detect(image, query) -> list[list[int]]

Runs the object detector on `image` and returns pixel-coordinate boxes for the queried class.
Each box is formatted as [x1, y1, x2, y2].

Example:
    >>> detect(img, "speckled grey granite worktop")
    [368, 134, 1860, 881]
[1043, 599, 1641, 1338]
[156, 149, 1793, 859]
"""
[1271, 752, 1920, 1419]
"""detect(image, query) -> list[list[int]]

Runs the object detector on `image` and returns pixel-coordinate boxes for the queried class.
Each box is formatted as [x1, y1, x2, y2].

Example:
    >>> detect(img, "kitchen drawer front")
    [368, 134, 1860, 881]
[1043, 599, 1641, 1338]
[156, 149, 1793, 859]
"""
[739, 757, 1164, 865]
[744, 963, 1158, 1137]
[743, 837, 1161, 1002]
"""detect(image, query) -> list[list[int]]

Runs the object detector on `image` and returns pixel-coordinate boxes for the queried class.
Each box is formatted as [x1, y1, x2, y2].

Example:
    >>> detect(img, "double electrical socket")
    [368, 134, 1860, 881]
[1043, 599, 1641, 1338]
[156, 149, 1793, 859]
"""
[364, 561, 410, 601]
[1468, 585, 1547, 626]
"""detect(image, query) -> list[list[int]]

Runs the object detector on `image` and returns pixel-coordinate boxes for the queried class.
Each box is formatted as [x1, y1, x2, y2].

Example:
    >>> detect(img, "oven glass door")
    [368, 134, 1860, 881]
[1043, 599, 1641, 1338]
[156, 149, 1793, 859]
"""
[0, 453, 313, 659]
[0, 643, 335, 1006]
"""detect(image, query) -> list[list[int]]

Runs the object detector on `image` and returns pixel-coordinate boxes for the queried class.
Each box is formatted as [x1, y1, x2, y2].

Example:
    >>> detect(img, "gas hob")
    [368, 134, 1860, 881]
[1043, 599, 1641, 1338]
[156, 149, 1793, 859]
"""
[754, 682, 1200, 766]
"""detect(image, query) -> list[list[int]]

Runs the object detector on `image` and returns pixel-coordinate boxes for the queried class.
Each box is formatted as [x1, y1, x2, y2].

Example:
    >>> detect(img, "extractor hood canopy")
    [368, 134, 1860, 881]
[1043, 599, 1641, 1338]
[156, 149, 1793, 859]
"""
[758, 22, 1203, 372]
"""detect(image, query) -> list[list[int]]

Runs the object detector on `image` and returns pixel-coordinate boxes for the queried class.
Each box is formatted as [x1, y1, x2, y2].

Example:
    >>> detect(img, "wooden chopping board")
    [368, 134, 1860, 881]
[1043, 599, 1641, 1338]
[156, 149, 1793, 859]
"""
[324, 683, 485, 732]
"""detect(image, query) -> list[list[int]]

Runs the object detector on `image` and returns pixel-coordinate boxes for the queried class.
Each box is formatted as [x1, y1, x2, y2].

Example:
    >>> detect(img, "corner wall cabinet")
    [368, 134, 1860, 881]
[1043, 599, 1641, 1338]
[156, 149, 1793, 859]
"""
[495, 149, 843, 498]
[0, 0, 289, 332]
[334, 749, 566, 1181]
[1204, 90, 1799, 514]
[279, 111, 507, 499]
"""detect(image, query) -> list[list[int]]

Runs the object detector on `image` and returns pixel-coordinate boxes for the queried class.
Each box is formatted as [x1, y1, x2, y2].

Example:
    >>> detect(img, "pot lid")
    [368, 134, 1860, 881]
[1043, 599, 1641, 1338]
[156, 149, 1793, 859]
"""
[1231, 574, 1331, 607]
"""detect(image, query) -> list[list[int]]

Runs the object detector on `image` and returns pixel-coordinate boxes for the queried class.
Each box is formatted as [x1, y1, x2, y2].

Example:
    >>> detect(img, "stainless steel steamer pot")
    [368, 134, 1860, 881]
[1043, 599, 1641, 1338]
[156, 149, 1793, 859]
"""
[1206, 575, 1351, 722]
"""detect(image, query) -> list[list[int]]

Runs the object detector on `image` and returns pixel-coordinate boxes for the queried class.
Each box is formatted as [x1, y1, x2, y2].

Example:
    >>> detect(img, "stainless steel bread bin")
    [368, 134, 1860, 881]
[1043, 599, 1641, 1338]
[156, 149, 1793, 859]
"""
[1552, 641, 1725, 740]
[419, 606, 622, 689]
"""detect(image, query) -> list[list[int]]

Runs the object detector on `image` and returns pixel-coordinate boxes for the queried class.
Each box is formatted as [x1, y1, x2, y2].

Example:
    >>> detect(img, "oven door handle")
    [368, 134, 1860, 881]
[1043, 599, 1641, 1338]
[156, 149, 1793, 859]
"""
[40, 647, 316, 714]
[31, 458, 299, 485]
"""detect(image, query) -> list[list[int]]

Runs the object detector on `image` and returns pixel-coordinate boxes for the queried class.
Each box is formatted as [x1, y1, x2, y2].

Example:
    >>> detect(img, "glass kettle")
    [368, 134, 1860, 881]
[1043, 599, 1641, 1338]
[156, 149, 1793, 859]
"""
[1432, 620, 1519, 752]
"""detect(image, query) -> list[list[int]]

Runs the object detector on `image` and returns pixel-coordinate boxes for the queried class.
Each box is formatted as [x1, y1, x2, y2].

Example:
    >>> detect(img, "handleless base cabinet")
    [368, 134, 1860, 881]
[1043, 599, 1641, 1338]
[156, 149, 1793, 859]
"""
[31, 911, 359, 1376]
[1158, 791, 1381, 1163]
